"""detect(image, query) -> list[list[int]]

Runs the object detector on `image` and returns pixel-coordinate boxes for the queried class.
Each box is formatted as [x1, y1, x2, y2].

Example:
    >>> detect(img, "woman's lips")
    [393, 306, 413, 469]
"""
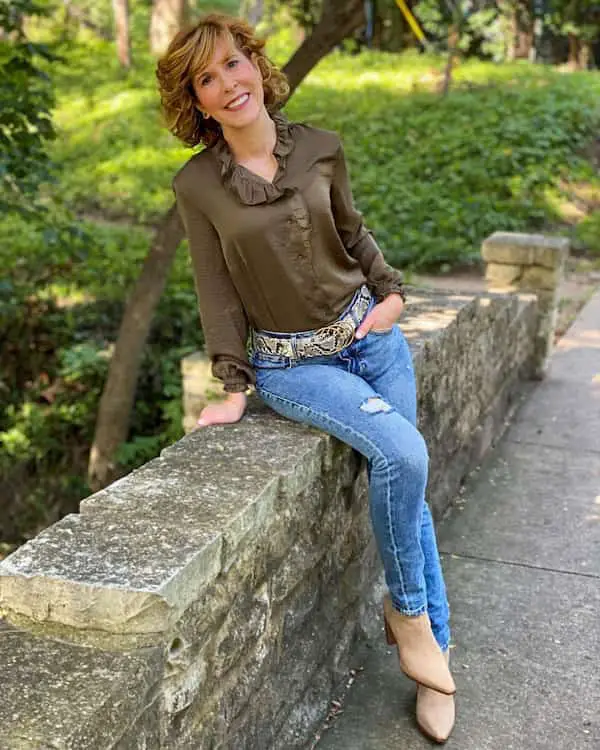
[225, 93, 250, 111]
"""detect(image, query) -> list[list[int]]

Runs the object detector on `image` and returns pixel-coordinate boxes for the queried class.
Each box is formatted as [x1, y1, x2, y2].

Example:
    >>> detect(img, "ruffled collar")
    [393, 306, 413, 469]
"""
[210, 111, 295, 206]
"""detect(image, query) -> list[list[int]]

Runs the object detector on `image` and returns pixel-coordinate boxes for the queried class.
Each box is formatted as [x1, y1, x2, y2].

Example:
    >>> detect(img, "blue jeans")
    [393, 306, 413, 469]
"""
[250, 292, 450, 651]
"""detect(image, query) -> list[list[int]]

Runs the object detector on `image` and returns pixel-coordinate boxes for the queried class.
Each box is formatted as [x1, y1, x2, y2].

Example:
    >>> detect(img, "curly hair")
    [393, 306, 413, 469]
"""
[156, 13, 290, 148]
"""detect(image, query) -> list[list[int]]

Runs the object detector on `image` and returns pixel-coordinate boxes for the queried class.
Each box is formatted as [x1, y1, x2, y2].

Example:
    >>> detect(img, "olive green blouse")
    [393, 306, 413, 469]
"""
[173, 111, 405, 393]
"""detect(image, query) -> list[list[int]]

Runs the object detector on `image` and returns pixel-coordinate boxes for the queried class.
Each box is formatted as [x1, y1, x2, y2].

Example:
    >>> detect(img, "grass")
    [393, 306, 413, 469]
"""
[1, 24, 599, 543]
[42, 36, 600, 267]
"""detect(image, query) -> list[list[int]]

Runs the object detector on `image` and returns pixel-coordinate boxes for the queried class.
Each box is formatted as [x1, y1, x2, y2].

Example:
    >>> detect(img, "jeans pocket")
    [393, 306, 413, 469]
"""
[368, 327, 395, 336]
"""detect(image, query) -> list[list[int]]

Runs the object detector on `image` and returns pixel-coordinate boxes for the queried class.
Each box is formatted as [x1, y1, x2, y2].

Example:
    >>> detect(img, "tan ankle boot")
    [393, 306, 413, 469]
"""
[383, 594, 456, 695]
[416, 650, 456, 744]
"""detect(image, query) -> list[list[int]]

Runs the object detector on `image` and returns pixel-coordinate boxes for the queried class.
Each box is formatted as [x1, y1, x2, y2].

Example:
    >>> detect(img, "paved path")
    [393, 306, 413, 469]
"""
[316, 289, 600, 750]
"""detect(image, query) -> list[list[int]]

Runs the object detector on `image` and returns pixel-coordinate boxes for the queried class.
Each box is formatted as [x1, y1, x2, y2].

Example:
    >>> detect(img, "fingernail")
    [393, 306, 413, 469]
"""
[355, 331, 364, 339]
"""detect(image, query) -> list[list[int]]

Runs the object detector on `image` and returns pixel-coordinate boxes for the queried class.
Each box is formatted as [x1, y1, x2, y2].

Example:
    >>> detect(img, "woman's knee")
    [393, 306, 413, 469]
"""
[375, 426, 429, 483]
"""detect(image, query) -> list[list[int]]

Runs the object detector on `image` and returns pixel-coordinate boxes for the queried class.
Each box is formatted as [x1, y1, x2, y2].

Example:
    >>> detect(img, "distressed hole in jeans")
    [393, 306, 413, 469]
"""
[360, 396, 392, 414]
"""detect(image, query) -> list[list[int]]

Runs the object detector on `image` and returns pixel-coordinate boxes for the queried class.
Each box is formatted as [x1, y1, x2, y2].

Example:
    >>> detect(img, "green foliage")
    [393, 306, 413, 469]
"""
[244, 0, 321, 32]
[0, 0, 57, 215]
[287, 52, 600, 267]
[0, 208, 199, 540]
[574, 211, 600, 254]
[3, 26, 600, 542]
[546, 0, 599, 42]
[415, 0, 505, 60]
[42, 39, 600, 266]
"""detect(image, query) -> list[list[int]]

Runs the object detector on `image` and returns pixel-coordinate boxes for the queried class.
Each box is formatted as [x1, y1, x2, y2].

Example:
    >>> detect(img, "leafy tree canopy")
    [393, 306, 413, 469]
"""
[0, 0, 56, 215]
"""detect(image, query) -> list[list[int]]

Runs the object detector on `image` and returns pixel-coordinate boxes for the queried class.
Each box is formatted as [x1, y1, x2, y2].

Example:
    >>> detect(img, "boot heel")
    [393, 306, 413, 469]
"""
[383, 613, 396, 645]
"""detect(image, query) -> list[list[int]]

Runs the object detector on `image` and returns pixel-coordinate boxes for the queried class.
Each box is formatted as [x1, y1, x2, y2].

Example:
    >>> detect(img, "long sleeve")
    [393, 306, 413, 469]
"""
[173, 177, 255, 393]
[330, 141, 406, 303]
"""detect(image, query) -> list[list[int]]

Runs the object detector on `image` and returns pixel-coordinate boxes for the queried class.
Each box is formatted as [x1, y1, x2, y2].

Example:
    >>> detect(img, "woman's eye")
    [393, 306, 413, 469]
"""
[200, 76, 211, 86]
[227, 59, 239, 68]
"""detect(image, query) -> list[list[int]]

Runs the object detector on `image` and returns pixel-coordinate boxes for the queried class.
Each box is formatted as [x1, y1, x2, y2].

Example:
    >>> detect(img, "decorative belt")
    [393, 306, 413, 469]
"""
[251, 285, 372, 360]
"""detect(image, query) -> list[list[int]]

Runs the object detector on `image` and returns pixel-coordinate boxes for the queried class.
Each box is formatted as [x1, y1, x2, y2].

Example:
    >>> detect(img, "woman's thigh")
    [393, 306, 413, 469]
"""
[255, 362, 425, 465]
[361, 327, 418, 427]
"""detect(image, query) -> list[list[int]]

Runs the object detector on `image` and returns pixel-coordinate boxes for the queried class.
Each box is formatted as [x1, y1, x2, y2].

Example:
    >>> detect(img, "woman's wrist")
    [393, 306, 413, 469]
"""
[380, 292, 405, 316]
[226, 391, 247, 407]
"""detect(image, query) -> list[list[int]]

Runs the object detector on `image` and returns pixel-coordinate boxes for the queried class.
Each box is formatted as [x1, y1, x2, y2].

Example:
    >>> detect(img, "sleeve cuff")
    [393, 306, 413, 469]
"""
[372, 283, 407, 304]
[212, 356, 256, 394]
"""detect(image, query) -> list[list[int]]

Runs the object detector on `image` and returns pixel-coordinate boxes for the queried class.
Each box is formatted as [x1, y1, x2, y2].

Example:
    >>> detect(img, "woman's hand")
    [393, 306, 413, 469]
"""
[196, 392, 247, 428]
[355, 293, 405, 339]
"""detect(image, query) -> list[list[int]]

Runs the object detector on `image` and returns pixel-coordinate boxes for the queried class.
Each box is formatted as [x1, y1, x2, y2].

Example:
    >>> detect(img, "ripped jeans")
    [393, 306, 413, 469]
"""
[250, 294, 450, 651]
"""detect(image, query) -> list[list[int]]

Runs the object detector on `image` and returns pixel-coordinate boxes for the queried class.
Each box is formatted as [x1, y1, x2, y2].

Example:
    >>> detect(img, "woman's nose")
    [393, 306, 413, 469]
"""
[223, 72, 239, 93]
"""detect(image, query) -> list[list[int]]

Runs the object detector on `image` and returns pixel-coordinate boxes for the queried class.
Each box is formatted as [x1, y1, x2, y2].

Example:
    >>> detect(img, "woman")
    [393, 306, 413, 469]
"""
[157, 13, 455, 743]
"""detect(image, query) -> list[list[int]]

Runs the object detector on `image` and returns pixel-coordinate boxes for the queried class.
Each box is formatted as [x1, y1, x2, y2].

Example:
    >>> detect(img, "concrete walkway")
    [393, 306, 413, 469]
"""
[316, 290, 600, 750]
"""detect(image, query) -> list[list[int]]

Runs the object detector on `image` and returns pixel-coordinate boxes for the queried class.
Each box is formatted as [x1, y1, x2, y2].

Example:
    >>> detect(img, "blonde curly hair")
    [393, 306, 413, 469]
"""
[156, 13, 290, 148]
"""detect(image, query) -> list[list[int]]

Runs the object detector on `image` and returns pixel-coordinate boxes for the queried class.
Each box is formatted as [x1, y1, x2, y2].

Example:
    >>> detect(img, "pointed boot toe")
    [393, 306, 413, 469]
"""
[416, 651, 456, 744]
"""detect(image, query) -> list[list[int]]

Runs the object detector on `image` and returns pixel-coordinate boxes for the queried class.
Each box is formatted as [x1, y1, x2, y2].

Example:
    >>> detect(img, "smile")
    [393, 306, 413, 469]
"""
[224, 93, 250, 111]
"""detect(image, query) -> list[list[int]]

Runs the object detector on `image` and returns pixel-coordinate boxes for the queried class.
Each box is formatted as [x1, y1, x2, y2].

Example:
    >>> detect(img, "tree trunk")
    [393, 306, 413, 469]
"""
[64, 1, 112, 40]
[441, 25, 459, 96]
[111, 0, 131, 67]
[88, 204, 185, 491]
[580, 40, 591, 70]
[240, 0, 264, 26]
[282, 0, 365, 96]
[150, 0, 186, 56]
[380, 0, 405, 52]
[567, 32, 580, 69]
[514, 0, 533, 59]
[515, 22, 533, 58]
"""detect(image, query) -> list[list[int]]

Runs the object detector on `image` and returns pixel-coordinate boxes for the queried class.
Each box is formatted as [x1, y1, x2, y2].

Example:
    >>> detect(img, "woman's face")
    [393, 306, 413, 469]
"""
[192, 36, 265, 130]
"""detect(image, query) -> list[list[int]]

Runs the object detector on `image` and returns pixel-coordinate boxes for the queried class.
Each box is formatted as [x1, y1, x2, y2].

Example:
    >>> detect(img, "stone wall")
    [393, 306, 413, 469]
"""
[482, 232, 569, 377]
[0, 234, 563, 750]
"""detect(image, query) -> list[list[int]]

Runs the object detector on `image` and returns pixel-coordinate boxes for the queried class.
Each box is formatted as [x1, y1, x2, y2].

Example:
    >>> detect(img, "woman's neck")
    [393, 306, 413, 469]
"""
[221, 108, 276, 164]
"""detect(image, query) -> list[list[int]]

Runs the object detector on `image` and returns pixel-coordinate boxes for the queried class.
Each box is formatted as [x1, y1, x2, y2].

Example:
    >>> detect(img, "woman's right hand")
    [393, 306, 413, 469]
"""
[195, 392, 247, 428]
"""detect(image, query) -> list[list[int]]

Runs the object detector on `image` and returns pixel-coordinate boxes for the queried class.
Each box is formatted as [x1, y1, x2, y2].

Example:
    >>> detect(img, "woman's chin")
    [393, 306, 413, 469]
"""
[222, 102, 264, 128]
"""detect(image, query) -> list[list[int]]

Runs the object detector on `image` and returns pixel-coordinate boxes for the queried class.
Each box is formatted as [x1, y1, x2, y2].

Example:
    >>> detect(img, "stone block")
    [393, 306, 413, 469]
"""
[271, 539, 324, 603]
[0, 510, 223, 645]
[211, 583, 271, 679]
[274, 569, 320, 646]
[485, 262, 523, 288]
[482, 234, 565, 380]
[520, 264, 561, 291]
[481, 231, 569, 269]
[0, 620, 161, 750]
[112, 700, 162, 750]
[182, 697, 228, 750]
[214, 630, 280, 727]
[0, 416, 325, 645]
[161, 635, 212, 718]
[272, 662, 335, 750]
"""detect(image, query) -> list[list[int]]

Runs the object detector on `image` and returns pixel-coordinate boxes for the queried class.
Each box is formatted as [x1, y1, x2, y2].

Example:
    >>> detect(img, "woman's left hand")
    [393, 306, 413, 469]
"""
[354, 293, 405, 339]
